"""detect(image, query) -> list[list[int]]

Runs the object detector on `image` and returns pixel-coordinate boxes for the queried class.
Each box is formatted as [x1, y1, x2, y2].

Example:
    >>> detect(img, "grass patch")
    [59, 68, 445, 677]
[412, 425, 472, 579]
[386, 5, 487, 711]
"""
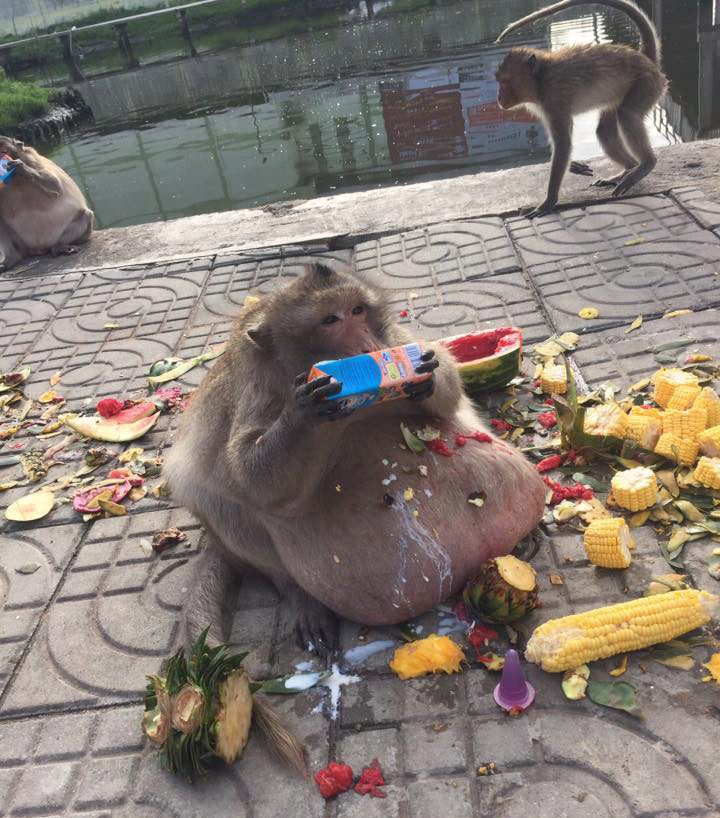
[0, 72, 51, 130]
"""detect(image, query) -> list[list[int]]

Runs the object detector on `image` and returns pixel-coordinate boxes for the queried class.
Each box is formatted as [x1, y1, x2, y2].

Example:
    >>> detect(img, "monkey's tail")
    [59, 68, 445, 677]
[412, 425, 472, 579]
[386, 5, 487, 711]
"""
[253, 694, 308, 777]
[496, 0, 660, 65]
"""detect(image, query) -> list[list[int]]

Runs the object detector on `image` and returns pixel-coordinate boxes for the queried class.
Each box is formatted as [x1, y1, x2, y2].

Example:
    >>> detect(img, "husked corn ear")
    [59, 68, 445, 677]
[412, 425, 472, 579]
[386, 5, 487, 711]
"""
[629, 406, 663, 421]
[655, 433, 700, 465]
[541, 364, 567, 395]
[583, 404, 628, 438]
[693, 457, 720, 490]
[653, 368, 699, 408]
[583, 518, 633, 569]
[626, 414, 662, 449]
[667, 383, 702, 410]
[525, 589, 719, 672]
[694, 387, 720, 428]
[662, 406, 707, 439]
[698, 425, 720, 458]
[611, 466, 657, 511]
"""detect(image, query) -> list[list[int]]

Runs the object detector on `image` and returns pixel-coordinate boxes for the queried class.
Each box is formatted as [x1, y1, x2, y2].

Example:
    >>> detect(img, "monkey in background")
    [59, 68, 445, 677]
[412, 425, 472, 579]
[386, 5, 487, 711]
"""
[165, 263, 546, 655]
[495, 0, 667, 217]
[0, 136, 93, 270]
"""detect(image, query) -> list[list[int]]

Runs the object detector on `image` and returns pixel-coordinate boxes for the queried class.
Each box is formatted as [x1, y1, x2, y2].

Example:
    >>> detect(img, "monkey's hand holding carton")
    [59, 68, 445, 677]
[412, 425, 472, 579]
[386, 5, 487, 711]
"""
[0, 154, 16, 188]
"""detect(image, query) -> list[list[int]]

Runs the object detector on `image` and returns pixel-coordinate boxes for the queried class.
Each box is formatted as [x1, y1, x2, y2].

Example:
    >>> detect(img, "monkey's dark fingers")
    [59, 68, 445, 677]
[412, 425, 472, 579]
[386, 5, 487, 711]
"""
[420, 349, 436, 362]
[415, 358, 439, 375]
[405, 379, 435, 401]
[298, 382, 342, 407]
[295, 375, 335, 401]
[317, 404, 353, 422]
[294, 371, 309, 387]
[569, 161, 593, 177]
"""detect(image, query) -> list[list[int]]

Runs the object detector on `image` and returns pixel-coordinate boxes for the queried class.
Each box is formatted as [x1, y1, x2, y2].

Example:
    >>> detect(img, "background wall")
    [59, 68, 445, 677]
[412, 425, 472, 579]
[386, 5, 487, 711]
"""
[1, 0, 170, 36]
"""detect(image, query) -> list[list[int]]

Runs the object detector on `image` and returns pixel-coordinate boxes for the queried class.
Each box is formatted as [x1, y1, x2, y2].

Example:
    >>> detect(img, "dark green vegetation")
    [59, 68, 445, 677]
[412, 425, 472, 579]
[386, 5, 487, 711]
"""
[0, 69, 51, 130]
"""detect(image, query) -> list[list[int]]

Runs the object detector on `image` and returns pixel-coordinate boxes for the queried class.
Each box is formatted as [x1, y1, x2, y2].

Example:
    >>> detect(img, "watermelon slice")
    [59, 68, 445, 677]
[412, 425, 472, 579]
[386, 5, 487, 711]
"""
[60, 411, 159, 443]
[440, 328, 523, 397]
[5, 490, 55, 522]
[108, 402, 157, 425]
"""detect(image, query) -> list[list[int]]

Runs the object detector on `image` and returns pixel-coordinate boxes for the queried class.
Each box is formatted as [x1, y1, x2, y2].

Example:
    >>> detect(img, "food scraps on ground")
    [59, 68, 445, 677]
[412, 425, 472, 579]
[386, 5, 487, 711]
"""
[562, 665, 590, 700]
[315, 763, 354, 799]
[5, 490, 55, 522]
[142, 629, 264, 781]
[60, 411, 159, 443]
[151, 527, 187, 553]
[389, 634, 464, 680]
[463, 556, 539, 624]
[583, 518, 633, 568]
[354, 759, 386, 798]
[525, 590, 719, 672]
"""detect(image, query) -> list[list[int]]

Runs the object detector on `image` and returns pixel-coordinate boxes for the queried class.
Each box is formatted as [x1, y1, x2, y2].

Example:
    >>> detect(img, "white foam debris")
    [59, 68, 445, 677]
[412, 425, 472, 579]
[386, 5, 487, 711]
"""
[382, 473, 398, 486]
[295, 660, 316, 672]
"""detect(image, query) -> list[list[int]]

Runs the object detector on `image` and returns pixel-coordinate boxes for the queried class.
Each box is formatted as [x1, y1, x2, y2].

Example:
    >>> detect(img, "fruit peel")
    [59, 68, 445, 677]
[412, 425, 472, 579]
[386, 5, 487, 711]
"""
[60, 411, 158, 443]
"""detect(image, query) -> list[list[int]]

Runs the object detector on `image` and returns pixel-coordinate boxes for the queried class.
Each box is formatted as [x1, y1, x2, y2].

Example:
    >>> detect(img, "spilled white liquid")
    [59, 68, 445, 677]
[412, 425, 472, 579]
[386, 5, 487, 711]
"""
[344, 639, 396, 666]
[393, 501, 452, 605]
[284, 672, 325, 691]
[313, 663, 361, 720]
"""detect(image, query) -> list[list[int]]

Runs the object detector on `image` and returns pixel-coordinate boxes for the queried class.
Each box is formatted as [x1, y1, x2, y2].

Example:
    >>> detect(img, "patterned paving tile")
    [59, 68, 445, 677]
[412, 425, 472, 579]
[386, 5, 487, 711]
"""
[524, 249, 720, 335]
[672, 187, 720, 230]
[384, 275, 551, 345]
[0, 697, 327, 818]
[506, 195, 720, 267]
[571, 308, 720, 388]
[0, 524, 83, 698]
[353, 220, 520, 289]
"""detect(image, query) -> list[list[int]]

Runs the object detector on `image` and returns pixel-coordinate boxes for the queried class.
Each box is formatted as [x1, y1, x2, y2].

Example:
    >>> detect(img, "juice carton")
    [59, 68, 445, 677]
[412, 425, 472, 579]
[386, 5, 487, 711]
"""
[0, 154, 16, 189]
[308, 342, 431, 410]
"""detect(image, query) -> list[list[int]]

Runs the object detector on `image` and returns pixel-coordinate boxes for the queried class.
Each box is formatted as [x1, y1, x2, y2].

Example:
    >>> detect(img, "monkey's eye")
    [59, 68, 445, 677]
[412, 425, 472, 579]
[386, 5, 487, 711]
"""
[321, 314, 340, 325]
[351, 305, 364, 315]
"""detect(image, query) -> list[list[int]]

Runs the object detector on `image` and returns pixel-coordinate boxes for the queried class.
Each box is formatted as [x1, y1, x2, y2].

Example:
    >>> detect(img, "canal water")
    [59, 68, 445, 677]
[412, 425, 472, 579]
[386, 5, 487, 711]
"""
[25, 0, 712, 228]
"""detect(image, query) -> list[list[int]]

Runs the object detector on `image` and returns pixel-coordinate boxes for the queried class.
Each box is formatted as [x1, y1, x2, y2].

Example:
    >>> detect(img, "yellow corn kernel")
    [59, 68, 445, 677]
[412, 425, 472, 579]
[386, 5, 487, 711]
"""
[611, 466, 657, 511]
[583, 518, 633, 569]
[694, 387, 720, 428]
[693, 457, 720, 490]
[525, 589, 718, 672]
[541, 364, 567, 395]
[655, 433, 700, 465]
[667, 383, 702, 410]
[661, 406, 707, 439]
[652, 368, 699, 409]
[698, 425, 720, 458]
[583, 404, 628, 438]
[629, 406, 663, 422]
[625, 414, 662, 449]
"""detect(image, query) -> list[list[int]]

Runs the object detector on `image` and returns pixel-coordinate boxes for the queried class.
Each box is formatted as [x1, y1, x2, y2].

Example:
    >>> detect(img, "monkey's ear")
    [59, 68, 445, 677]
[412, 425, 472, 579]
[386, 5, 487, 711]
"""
[304, 262, 335, 280]
[246, 321, 272, 350]
[527, 54, 539, 75]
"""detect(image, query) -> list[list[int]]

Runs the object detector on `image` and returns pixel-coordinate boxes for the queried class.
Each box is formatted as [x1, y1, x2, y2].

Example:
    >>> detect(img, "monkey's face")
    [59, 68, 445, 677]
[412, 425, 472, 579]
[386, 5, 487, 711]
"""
[309, 292, 383, 359]
[495, 50, 539, 109]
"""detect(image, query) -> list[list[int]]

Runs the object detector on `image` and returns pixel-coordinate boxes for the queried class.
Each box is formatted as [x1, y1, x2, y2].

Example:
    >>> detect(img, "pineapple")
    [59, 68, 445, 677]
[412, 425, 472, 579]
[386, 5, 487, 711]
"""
[463, 555, 539, 623]
[142, 630, 252, 781]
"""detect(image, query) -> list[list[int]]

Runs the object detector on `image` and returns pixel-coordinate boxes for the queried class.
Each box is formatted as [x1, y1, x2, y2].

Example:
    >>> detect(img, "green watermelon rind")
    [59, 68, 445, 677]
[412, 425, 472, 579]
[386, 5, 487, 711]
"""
[457, 345, 522, 396]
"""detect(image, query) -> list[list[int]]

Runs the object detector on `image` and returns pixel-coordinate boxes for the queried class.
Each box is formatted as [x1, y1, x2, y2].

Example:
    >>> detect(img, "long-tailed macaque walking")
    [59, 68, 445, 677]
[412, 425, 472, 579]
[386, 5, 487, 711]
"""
[0, 136, 93, 270]
[495, 0, 667, 217]
[165, 264, 546, 654]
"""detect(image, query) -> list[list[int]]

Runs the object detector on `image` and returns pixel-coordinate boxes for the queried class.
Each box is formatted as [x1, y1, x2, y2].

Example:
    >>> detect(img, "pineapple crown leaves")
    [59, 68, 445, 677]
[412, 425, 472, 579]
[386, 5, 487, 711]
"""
[143, 627, 249, 782]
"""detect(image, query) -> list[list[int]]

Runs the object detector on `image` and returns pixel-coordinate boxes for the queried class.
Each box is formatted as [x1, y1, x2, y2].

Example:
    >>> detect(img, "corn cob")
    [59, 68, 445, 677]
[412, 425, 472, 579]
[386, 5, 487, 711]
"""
[652, 368, 699, 409]
[693, 457, 720, 490]
[541, 364, 567, 395]
[667, 383, 702, 410]
[583, 518, 633, 568]
[655, 432, 700, 465]
[629, 406, 663, 422]
[698, 425, 720, 458]
[525, 589, 719, 672]
[662, 406, 706, 439]
[694, 387, 720, 428]
[625, 414, 662, 449]
[611, 466, 657, 511]
[583, 404, 628, 438]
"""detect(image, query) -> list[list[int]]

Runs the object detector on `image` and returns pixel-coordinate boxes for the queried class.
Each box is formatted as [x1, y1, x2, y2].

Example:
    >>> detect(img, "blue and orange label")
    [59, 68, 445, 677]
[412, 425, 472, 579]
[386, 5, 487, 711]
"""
[309, 343, 431, 410]
[0, 154, 16, 189]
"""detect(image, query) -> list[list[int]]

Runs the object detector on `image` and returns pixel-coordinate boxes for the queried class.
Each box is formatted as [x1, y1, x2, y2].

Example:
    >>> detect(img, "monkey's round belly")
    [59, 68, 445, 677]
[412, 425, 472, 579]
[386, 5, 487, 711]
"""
[269, 417, 545, 625]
